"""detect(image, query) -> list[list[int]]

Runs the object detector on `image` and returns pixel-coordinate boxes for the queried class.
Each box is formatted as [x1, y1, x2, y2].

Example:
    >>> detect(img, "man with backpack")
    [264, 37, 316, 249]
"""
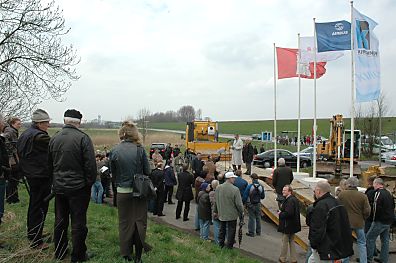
[243, 173, 265, 237]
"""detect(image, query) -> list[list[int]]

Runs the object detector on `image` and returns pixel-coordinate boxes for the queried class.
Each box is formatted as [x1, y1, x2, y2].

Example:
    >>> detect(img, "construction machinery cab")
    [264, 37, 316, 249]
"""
[316, 114, 361, 176]
[185, 120, 229, 160]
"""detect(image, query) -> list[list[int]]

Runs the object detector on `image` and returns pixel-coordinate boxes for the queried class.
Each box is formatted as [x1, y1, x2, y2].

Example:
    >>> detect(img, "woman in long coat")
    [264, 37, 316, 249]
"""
[110, 122, 150, 263]
[231, 134, 243, 170]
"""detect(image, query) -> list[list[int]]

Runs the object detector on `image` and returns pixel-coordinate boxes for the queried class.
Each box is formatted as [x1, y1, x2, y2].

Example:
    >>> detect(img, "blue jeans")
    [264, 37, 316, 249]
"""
[91, 181, 104, 204]
[213, 219, 220, 244]
[194, 205, 200, 230]
[352, 228, 367, 263]
[366, 221, 390, 263]
[199, 219, 210, 240]
[0, 178, 5, 221]
[247, 204, 261, 235]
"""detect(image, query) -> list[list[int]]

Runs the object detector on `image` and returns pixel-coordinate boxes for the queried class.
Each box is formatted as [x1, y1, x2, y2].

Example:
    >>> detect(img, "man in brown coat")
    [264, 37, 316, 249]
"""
[338, 176, 370, 263]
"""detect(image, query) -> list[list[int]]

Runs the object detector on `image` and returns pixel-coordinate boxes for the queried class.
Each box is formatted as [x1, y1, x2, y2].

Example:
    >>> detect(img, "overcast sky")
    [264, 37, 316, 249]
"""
[38, 0, 396, 123]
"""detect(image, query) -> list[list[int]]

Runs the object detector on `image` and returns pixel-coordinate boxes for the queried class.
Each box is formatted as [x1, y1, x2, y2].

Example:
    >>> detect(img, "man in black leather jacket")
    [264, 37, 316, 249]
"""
[48, 109, 96, 262]
[17, 109, 51, 249]
[309, 180, 353, 262]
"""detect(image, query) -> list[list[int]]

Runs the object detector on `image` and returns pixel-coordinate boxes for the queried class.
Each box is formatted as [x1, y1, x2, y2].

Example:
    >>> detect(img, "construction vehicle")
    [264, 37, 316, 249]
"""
[185, 120, 231, 160]
[316, 114, 362, 176]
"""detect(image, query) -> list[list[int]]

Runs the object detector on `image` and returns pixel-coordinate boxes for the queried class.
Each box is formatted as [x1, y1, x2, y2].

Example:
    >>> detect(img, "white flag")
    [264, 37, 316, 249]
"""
[300, 36, 344, 63]
[353, 7, 380, 102]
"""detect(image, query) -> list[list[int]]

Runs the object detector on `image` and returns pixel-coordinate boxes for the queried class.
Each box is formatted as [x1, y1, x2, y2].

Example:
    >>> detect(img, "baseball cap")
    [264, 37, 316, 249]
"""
[225, 171, 237, 179]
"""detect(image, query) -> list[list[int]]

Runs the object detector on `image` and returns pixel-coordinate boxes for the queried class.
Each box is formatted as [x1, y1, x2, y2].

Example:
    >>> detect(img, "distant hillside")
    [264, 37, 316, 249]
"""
[148, 117, 396, 137]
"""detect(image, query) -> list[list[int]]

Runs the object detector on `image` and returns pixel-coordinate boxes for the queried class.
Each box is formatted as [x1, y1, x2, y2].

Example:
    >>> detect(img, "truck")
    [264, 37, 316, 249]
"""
[185, 120, 231, 160]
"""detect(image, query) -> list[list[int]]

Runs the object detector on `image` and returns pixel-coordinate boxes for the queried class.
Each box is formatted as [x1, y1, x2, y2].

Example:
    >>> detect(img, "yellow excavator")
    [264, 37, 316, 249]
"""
[185, 120, 231, 160]
[316, 114, 362, 176]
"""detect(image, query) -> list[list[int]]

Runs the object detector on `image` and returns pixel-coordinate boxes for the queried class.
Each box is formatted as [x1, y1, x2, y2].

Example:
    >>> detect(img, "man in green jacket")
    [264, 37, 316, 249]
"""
[214, 171, 244, 249]
[338, 176, 370, 263]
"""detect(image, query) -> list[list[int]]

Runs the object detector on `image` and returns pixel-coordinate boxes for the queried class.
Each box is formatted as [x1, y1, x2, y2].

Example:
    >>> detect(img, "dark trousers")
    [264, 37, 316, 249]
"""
[153, 190, 165, 215]
[6, 166, 20, 203]
[112, 181, 117, 207]
[26, 177, 51, 247]
[245, 162, 252, 175]
[101, 177, 111, 197]
[219, 220, 237, 249]
[54, 187, 90, 261]
[176, 200, 190, 220]
[117, 193, 146, 260]
[164, 185, 174, 203]
[232, 165, 241, 171]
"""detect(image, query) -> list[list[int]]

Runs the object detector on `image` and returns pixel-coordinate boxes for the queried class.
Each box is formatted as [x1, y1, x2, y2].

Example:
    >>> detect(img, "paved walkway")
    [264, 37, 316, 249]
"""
[148, 200, 307, 263]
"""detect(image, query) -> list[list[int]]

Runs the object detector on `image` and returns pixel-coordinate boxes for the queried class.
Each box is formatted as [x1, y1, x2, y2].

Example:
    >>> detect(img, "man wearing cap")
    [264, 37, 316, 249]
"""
[214, 171, 244, 249]
[17, 109, 51, 249]
[48, 109, 96, 262]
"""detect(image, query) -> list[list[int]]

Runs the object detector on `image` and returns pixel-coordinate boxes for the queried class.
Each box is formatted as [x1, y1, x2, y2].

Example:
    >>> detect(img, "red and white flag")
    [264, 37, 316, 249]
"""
[276, 47, 326, 79]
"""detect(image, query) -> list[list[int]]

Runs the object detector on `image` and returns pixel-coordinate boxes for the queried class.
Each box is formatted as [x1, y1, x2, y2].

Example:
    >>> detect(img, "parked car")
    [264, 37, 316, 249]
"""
[382, 151, 396, 166]
[149, 143, 167, 159]
[253, 149, 312, 168]
[251, 134, 262, 140]
[293, 147, 314, 160]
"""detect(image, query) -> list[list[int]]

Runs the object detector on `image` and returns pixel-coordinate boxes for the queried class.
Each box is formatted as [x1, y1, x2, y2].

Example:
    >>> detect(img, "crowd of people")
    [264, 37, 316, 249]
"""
[0, 114, 395, 263]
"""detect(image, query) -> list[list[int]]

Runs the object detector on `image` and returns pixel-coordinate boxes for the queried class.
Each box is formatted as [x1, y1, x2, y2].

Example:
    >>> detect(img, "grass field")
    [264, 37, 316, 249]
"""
[0, 189, 260, 263]
[147, 117, 396, 138]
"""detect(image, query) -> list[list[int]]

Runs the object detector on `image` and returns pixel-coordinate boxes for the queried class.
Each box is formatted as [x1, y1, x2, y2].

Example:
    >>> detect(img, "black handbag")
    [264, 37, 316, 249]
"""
[132, 173, 156, 200]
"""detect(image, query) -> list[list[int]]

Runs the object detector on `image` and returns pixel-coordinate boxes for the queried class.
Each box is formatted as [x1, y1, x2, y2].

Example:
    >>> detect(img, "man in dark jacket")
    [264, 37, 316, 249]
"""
[17, 109, 51, 249]
[309, 180, 353, 262]
[191, 153, 204, 179]
[366, 178, 395, 263]
[0, 114, 10, 227]
[272, 158, 293, 208]
[48, 109, 96, 262]
[3, 117, 22, 204]
[150, 162, 165, 216]
[278, 185, 301, 263]
[163, 160, 177, 204]
[242, 173, 265, 237]
[175, 164, 194, 221]
[242, 139, 254, 175]
[233, 169, 248, 198]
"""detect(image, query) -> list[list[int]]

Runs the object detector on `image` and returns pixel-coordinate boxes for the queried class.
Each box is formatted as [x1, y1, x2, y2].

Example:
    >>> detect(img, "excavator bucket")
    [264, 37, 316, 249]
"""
[316, 161, 361, 177]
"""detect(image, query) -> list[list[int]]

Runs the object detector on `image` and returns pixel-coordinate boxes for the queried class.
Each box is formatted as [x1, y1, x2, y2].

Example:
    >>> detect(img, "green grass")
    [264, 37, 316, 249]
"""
[0, 189, 260, 263]
[148, 117, 396, 138]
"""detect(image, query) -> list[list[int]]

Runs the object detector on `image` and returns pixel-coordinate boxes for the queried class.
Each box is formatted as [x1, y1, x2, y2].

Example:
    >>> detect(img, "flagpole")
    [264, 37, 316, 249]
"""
[313, 18, 317, 178]
[350, 1, 355, 178]
[297, 33, 301, 173]
[273, 43, 277, 170]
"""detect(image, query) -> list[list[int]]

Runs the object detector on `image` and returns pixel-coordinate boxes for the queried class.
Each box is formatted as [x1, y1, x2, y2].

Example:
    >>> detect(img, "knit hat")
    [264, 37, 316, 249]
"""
[64, 109, 83, 120]
[31, 109, 50, 122]
[200, 182, 209, 191]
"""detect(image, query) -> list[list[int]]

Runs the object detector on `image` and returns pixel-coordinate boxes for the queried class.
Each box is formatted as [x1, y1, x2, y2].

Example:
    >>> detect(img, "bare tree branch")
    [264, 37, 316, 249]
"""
[0, 0, 80, 119]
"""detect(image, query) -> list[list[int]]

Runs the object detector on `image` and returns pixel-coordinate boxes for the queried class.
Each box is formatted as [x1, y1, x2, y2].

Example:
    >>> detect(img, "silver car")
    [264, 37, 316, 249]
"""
[383, 151, 396, 166]
[293, 147, 314, 160]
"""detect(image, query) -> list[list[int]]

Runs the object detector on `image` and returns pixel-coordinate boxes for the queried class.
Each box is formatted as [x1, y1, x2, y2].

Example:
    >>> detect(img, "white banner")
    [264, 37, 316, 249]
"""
[300, 36, 344, 63]
[353, 7, 380, 102]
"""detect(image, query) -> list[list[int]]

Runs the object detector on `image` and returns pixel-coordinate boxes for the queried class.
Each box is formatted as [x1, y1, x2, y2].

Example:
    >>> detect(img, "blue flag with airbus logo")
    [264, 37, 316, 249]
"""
[353, 7, 380, 102]
[316, 20, 351, 52]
